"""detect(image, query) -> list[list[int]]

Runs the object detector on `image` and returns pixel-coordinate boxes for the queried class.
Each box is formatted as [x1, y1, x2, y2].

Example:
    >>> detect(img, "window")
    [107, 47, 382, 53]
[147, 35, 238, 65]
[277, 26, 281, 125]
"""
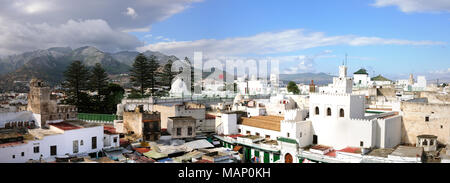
[80, 140, 83, 146]
[315, 107, 320, 115]
[33, 146, 39, 153]
[73, 140, 79, 153]
[188, 127, 193, 136]
[50, 146, 57, 156]
[176, 128, 182, 136]
[12, 155, 15, 159]
[339, 109, 345, 117]
[287, 133, 290, 137]
[423, 140, 428, 146]
[256, 132, 260, 137]
[21, 152, 24, 156]
[113, 137, 118, 143]
[425, 116, 430, 122]
[238, 129, 241, 133]
[246, 131, 251, 135]
[265, 135, 270, 139]
[360, 141, 364, 147]
[327, 108, 331, 116]
[430, 140, 434, 146]
[300, 132, 302, 138]
[67, 114, 70, 119]
[92, 137, 97, 149]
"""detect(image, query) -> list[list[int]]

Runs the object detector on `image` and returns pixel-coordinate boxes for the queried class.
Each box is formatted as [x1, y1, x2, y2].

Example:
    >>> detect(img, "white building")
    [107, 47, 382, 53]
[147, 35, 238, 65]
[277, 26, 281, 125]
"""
[353, 68, 371, 88]
[0, 121, 119, 163]
[213, 64, 403, 163]
[411, 76, 427, 91]
[319, 65, 353, 94]
[310, 65, 401, 150]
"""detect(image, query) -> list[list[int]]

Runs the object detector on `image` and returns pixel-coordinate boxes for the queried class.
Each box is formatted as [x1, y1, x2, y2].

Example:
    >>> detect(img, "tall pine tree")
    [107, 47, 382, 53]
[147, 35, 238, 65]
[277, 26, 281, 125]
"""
[63, 60, 90, 111]
[89, 63, 109, 112]
[161, 59, 176, 91]
[148, 55, 160, 95]
[130, 53, 151, 96]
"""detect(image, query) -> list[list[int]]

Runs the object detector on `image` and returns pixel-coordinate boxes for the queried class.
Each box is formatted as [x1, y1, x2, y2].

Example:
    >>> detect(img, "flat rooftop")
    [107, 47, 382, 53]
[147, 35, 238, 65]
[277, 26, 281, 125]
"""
[390, 146, 423, 158]
[241, 115, 283, 132]
[367, 148, 395, 158]
[50, 120, 102, 131]
[338, 147, 361, 154]
[240, 135, 263, 140]
[28, 128, 63, 139]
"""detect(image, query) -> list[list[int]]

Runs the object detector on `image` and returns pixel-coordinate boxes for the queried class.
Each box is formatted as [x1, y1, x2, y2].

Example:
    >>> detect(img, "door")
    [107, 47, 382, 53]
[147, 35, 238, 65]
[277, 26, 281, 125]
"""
[73, 140, 79, 153]
[244, 147, 251, 162]
[313, 135, 318, 144]
[92, 137, 97, 149]
[285, 153, 293, 163]
[50, 145, 57, 156]
[264, 152, 270, 163]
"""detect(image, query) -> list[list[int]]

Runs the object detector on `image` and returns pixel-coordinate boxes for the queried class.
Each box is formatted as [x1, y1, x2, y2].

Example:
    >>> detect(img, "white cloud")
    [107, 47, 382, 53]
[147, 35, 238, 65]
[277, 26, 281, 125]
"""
[281, 50, 333, 74]
[372, 0, 450, 13]
[0, 19, 142, 55]
[138, 29, 445, 58]
[430, 68, 450, 74]
[124, 7, 138, 19]
[0, 0, 203, 55]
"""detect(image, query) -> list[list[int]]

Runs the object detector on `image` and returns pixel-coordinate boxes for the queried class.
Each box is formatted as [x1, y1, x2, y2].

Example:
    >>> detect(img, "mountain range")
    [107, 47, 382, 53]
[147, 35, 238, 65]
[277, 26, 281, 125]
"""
[279, 73, 334, 85]
[0, 46, 335, 92]
[0, 46, 179, 92]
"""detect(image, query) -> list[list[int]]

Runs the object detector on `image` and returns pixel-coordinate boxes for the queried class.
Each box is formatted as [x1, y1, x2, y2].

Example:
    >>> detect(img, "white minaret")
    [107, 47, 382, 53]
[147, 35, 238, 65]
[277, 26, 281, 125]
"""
[339, 65, 347, 78]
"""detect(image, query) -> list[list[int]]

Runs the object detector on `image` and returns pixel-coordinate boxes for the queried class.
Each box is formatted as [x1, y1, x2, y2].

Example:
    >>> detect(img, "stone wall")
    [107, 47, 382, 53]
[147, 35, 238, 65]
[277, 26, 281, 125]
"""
[419, 91, 450, 104]
[123, 111, 143, 137]
[400, 101, 450, 145]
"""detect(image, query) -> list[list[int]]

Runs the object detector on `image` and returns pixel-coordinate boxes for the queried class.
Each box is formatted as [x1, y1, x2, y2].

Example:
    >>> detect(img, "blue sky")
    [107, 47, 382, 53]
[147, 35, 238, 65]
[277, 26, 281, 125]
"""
[133, 0, 450, 80]
[0, 0, 449, 80]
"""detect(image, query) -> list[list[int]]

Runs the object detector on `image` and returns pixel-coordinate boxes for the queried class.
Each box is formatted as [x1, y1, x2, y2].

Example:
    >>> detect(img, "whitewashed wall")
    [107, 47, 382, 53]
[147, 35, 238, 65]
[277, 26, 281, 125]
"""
[0, 126, 104, 163]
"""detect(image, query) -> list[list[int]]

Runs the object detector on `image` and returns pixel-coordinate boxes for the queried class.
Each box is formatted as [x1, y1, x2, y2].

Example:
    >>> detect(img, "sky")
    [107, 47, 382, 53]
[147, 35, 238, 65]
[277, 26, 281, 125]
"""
[0, 0, 449, 80]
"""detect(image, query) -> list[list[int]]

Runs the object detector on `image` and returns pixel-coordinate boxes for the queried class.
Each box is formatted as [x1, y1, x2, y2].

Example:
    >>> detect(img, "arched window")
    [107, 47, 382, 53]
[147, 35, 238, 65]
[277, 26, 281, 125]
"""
[339, 109, 345, 117]
[422, 140, 428, 146]
[327, 108, 331, 116]
[315, 107, 320, 115]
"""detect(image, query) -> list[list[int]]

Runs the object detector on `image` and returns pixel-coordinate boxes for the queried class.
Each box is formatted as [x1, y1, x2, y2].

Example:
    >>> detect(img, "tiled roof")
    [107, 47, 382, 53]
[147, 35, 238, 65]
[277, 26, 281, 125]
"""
[354, 68, 368, 75]
[338, 147, 361, 154]
[50, 122, 81, 131]
[371, 75, 391, 81]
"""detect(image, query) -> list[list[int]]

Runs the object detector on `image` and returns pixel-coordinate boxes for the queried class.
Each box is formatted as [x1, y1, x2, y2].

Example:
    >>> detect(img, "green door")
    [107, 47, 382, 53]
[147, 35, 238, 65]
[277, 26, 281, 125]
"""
[254, 150, 259, 158]
[264, 152, 270, 163]
[273, 154, 280, 162]
[244, 147, 251, 162]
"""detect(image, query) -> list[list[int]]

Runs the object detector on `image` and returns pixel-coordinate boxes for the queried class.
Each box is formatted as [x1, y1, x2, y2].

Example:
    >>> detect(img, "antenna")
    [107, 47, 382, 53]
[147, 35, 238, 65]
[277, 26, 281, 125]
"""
[345, 53, 348, 66]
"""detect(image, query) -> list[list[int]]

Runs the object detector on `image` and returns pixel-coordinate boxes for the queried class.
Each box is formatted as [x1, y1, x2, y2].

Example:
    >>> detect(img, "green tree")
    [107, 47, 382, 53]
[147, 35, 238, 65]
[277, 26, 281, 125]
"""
[89, 63, 109, 112]
[63, 60, 90, 111]
[287, 81, 300, 94]
[148, 55, 160, 95]
[102, 83, 125, 114]
[130, 53, 151, 96]
[160, 59, 177, 94]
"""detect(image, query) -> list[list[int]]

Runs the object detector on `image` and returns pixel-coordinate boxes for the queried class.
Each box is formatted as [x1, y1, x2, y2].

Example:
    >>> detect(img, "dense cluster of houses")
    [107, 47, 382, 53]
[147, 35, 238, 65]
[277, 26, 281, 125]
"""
[0, 64, 449, 163]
